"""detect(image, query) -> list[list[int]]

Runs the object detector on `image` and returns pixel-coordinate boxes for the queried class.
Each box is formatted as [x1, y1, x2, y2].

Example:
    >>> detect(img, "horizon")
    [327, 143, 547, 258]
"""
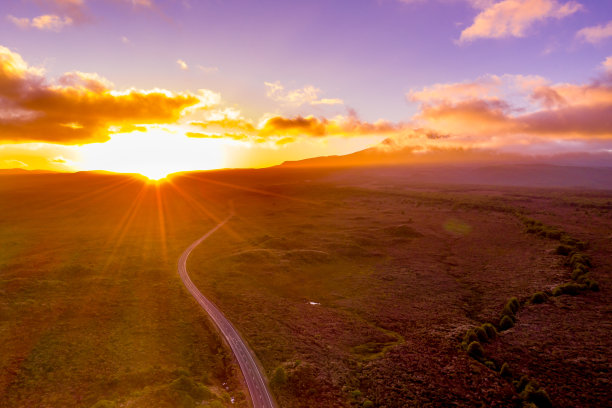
[1, 0, 611, 179]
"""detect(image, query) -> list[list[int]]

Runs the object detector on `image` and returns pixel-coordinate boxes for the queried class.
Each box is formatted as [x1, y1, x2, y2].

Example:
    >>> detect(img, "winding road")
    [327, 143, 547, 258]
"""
[178, 213, 276, 408]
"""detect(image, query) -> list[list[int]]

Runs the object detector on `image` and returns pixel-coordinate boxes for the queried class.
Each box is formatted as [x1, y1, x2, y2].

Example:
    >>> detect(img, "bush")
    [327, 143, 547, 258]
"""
[530, 292, 548, 304]
[484, 360, 496, 370]
[507, 297, 520, 313]
[501, 304, 516, 320]
[474, 326, 488, 342]
[569, 253, 591, 268]
[467, 341, 484, 358]
[169, 376, 213, 400]
[553, 282, 584, 296]
[499, 315, 514, 331]
[271, 366, 287, 386]
[571, 268, 588, 280]
[576, 273, 590, 284]
[499, 362, 512, 378]
[362, 400, 374, 408]
[587, 280, 600, 292]
[463, 329, 478, 345]
[520, 384, 553, 408]
[482, 323, 497, 339]
[514, 376, 530, 393]
[555, 244, 573, 255]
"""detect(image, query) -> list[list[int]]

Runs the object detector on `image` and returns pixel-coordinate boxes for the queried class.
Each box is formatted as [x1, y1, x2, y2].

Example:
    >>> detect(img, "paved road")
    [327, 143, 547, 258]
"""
[178, 214, 276, 408]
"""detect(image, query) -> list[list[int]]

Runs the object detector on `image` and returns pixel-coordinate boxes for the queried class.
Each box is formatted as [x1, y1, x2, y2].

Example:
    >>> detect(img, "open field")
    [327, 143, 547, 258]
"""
[1, 167, 611, 407]
[0, 172, 246, 408]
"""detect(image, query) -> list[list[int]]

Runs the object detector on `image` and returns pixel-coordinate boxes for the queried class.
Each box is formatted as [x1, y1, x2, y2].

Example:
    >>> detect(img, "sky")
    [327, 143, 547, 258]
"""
[0, 0, 611, 179]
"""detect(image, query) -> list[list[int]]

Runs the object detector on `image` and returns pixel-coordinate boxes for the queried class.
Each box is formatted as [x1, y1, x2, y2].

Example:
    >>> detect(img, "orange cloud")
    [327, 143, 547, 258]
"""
[185, 113, 405, 146]
[459, 0, 583, 43]
[258, 115, 403, 138]
[409, 66, 612, 142]
[264, 81, 344, 106]
[190, 118, 256, 133]
[576, 20, 612, 44]
[0, 45, 200, 144]
[7, 14, 73, 31]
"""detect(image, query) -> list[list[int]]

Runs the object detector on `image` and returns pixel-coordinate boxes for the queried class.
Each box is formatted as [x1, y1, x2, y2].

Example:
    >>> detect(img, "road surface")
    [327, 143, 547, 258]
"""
[178, 214, 276, 408]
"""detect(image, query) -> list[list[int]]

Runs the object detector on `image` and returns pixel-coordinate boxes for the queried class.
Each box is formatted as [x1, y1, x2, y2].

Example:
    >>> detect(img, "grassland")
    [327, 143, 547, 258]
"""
[1, 167, 610, 407]
[0, 173, 246, 408]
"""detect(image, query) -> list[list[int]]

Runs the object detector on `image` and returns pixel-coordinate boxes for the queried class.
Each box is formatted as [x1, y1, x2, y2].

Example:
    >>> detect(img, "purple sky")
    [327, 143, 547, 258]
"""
[1, 0, 611, 176]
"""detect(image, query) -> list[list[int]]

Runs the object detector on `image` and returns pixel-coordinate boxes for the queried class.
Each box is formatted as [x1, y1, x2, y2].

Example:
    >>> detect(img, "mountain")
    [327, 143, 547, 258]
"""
[279, 143, 612, 189]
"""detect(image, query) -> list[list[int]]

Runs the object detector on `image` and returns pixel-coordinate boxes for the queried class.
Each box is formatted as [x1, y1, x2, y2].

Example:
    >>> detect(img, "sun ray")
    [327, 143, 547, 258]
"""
[154, 183, 168, 263]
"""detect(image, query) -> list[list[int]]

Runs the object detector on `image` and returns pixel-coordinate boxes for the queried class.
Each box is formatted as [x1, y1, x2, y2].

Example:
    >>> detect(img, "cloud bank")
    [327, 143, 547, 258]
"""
[0, 46, 200, 144]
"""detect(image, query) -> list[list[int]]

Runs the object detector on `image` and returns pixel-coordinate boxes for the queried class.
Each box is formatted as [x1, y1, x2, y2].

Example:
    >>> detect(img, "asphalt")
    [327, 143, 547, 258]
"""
[178, 214, 276, 408]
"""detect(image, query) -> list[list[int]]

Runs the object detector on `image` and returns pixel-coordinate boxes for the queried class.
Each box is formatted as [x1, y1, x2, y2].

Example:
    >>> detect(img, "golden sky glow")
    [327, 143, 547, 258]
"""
[1, 0, 611, 177]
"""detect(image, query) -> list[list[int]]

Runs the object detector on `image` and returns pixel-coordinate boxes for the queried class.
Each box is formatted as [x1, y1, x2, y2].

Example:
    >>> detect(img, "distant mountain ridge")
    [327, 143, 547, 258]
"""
[279, 144, 612, 189]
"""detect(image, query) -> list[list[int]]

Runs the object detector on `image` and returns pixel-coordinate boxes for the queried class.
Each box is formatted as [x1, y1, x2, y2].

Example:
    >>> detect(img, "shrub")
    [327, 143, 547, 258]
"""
[169, 376, 213, 400]
[362, 400, 374, 408]
[499, 363, 512, 378]
[474, 326, 488, 343]
[520, 384, 553, 408]
[588, 280, 600, 292]
[463, 329, 478, 345]
[530, 292, 548, 304]
[555, 244, 573, 255]
[485, 360, 496, 370]
[514, 376, 530, 393]
[553, 282, 584, 296]
[271, 366, 287, 386]
[576, 273, 590, 284]
[499, 315, 514, 331]
[501, 304, 516, 320]
[467, 341, 484, 358]
[482, 323, 497, 339]
[508, 297, 520, 313]
[571, 268, 588, 280]
[569, 253, 591, 268]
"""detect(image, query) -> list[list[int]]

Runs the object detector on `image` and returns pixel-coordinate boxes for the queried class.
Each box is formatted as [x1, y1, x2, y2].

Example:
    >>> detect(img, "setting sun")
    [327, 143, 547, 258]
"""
[78, 127, 227, 180]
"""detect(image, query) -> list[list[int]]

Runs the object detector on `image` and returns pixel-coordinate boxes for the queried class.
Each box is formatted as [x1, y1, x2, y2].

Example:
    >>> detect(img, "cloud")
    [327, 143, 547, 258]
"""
[0, 45, 201, 144]
[38, 0, 88, 22]
[7, 14, 73, 31]
[264, 81, 344, 106]
[408, 62, 612, 144]
[576, 20, 612, 44]
[185, 110, 406, 146]
[176, 59, 189, 70]
[197, 65, 219, 74]
[259, 114, 403, 138]
[7, 15, 30, 29]
[603, 56, 612, 74]
[459, 0, 583, 43]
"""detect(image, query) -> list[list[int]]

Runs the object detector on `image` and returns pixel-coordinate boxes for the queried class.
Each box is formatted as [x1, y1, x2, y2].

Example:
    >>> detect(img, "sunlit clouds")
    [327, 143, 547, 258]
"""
[265, 81, 344, 106]
[0, 46, 199, 144]
[576, 20, 612, 44]
[458, 0, 583, 43]
[7, 14, 74, 31]
[1, 0, 611, 176]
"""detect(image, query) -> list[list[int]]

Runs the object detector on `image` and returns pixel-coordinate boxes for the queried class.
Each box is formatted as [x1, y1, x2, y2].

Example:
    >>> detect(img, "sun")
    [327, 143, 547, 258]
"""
[140, 168, 171, 181]
[78, 127, 226, 178]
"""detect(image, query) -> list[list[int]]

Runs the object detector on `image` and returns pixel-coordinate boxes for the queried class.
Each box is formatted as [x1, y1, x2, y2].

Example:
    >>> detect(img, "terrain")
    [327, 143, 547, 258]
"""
[1, 165, 611, 407]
